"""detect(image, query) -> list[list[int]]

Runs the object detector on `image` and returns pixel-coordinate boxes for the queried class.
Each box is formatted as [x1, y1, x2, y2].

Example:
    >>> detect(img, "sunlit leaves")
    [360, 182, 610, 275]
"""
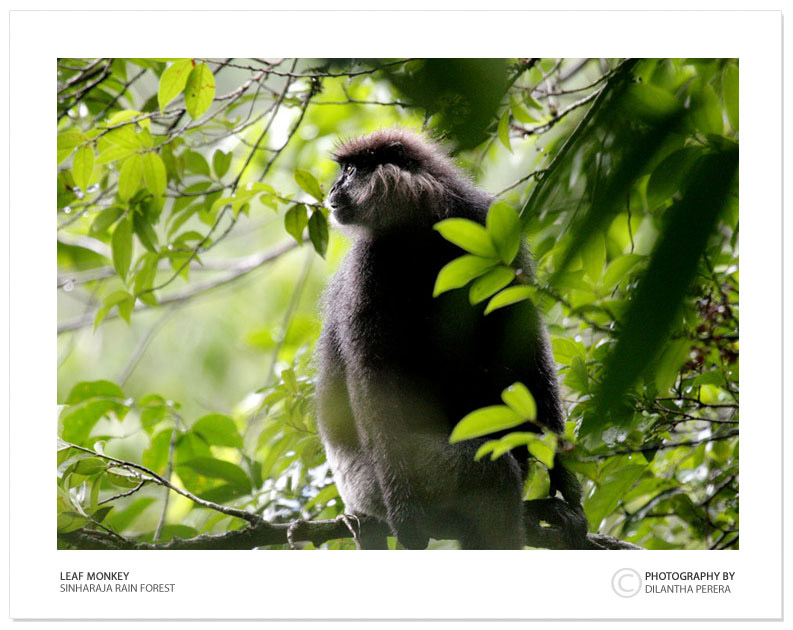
[433, 255, 497, 297]
[118, 154, 143, 201]
[90, 206, 124, 235]
[497, 108, 512, 152]
[450, 406, 524, 443]
[486, 202, 521, 264]
[60, 380, 128, 445]
[434, 218, 497, 258]
[484, 285, 535, 315]
[501, 382, 537, 420]
[142, 152, 167, 198]
[58, 131, 87, 164]
[71, 146, 94, 192]
[469, 267, 515, 305]
[192, 413, 243, 449]
[184, 62, 215, 119]
[94, 290, 135, 329]
[158, 59, 193, 111]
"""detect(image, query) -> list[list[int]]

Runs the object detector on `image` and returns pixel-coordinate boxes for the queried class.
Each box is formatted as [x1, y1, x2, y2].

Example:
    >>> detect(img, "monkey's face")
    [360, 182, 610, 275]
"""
[327, 141, 445, 232]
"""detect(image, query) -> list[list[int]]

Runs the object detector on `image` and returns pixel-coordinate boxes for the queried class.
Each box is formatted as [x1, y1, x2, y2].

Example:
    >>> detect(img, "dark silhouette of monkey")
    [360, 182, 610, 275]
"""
[316, 128, 586, 549]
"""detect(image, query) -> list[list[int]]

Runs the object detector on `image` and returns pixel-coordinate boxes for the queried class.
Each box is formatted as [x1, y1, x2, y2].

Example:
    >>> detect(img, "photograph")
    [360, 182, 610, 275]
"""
[55, 56, 740, 553]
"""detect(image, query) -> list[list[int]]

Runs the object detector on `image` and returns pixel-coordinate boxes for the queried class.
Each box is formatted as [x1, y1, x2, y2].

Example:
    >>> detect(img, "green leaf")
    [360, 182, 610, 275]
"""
[527, 433, 557, 468]
[602, 253, 644, 289]
[66, 380, 125, 405]
[646, 147, 703, 209]
[501, 382, 537, 420]
[692, 83, 723, 136]
[433, 255, 498, 297]
[308, 210, 329, 257]
[133, 213, 159, 253]
[94, 290, 135, 328]
[654, 339, 692, 393]
[58, 131, 87, 164]
[284, 204, 308, 243]
[434, 218, 497, 258]
[192, 414, 243, 449]
[294, 169, 324, 202]
[71, 145, 95, 193]
[177, 457, 251, 492]
[584, 465, 646, 528]
[469, 266, 515, 304]
[142, 152, 167, 198]
[580, 235, 606, 282]
[111, 215, 133, 281]
[586, 147, 738, 436]
[483, 285, 534, 315]
[183, 150, 211, 177]
[184, 62, 215, 119]
[118, 154, 143, 201]
[450, 405, 524, 443]
[158, 59, 193, 111]
[486, 202, 521, 264]
[497, 108, 512, 152]
[723, 63, 738, 131]
[212, 149, 232, 179]
[90, 206, 124, 235]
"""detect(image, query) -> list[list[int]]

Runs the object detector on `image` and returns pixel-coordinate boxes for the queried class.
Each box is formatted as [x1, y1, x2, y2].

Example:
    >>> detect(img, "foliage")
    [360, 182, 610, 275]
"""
[57, 58, 738, 550]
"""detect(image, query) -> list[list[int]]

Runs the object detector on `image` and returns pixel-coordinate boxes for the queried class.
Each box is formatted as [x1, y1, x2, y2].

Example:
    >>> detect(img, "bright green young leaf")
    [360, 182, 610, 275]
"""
[450, 405, 524, 443]
[58, 131, 88, 164]
[111, 215, 133, 281]
[192, 413, 243, 449]
[483, 285, 534, 315]
[118, 154, 143, 201]
[434, 218, 498, 258]
[284, 204, 308, 243]
[142, 152, 167, 198]
[501, 382, 537, 420]
[469, 266, 515, 304]
[158, 59, 193, 111]
[184, 63, 215, 119]
[71, 146, 95, 192]
[308, 210, 329, 257]
[486, 202, 521, 264]
[93, 290, 135, 329]
[433, 255, 498, 297]
[527, 433, 558, 469]
[294, 169, 324, 202]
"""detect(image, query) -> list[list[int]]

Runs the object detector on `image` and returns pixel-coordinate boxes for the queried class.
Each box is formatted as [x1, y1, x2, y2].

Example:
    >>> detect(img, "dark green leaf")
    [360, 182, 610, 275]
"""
[192, 414, 243, 449]
[308, 210, 329, 257]
[284, 204, 308, 243]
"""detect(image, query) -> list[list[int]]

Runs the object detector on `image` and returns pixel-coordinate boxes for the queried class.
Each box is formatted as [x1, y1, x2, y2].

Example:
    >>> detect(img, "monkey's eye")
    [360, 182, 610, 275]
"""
[343, 164, 356, 176]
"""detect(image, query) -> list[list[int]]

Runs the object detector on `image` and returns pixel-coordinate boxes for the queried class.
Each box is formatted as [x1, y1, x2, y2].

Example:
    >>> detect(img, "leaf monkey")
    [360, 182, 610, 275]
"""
[315, 128, 587, 549]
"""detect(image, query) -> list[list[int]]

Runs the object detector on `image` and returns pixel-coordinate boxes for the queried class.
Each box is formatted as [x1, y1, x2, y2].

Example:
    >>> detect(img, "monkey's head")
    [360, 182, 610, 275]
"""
[326, 129, 463, 232]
